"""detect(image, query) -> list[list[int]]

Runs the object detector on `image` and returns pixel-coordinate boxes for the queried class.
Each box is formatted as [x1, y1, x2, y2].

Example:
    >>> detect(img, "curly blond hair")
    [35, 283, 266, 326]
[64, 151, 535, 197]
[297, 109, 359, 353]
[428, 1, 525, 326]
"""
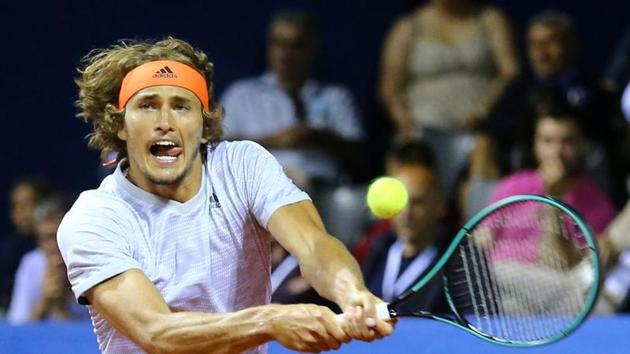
[75, 37, 223, 162]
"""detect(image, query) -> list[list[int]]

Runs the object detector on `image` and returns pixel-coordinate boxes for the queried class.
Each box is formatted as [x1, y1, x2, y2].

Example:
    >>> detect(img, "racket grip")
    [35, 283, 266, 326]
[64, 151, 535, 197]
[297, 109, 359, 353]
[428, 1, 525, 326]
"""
[334, 302, 391, 325]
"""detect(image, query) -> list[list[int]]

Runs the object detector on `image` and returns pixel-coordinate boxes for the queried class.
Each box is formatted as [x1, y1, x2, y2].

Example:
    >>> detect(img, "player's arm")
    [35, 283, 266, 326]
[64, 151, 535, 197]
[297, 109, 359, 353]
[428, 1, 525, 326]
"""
[88, 268, 348, 353]
[267, 200, 394, 340]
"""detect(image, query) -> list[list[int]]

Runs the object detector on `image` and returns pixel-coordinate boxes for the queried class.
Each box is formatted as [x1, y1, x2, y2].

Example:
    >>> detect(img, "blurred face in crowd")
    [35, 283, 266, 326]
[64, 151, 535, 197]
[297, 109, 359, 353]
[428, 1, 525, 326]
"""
[10, 183, 38, 235]
[391, 165, 445, 248]
[267, 21, 315, 87]
[35, 215, 64, 266]
[527, 23, 575, 78]
[534, 116, 585, 176]
[118, 86, 206, 192]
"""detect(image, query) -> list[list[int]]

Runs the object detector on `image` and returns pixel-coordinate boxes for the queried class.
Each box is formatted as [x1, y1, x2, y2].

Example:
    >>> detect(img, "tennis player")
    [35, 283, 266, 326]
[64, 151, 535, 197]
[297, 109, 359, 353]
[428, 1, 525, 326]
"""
[57, 38, 393, 353]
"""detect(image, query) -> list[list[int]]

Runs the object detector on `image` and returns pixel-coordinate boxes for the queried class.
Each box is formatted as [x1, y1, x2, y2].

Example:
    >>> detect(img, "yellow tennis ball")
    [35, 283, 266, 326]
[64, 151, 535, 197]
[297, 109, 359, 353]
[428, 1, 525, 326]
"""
[366, 176, 409, 218]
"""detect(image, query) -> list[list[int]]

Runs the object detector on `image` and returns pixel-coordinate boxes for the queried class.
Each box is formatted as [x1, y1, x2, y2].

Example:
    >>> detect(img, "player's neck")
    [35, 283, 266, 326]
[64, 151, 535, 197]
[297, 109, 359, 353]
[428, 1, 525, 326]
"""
[127, 159, 204, 203]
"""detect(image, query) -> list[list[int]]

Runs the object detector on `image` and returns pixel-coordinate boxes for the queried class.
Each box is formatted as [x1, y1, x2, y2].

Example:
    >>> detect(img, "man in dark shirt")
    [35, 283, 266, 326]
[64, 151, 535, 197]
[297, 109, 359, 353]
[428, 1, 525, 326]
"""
[362, 144, 449, 314]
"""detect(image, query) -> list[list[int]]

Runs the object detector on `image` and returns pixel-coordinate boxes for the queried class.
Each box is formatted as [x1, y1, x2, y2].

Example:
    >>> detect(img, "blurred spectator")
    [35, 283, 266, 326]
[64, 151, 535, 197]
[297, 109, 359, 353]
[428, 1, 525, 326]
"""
[480, 94, 618, 315]
[7, 194, 89, 324]
[220, 9, 364, 191]
[603, 28, 630, 93]
[485, 93, 616, 237]
[379, 0, 520, 198]
[361, 143, 449, 313]
[0, 178, 51, 313]
[353, 140, 437, 263]
[525, 11, 621, 148]
[480, 10, 625, 205]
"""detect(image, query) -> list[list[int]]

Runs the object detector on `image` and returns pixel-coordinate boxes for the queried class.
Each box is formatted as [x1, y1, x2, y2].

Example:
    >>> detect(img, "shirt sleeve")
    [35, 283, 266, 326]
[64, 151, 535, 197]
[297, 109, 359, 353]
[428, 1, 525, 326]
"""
[57, 194, 142, 304]
[231, 141, 310, 227]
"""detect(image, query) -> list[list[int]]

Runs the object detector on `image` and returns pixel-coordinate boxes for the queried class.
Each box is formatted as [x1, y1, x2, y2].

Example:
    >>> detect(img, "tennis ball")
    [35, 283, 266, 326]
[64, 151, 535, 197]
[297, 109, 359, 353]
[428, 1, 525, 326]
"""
[366, 176, 409, 218]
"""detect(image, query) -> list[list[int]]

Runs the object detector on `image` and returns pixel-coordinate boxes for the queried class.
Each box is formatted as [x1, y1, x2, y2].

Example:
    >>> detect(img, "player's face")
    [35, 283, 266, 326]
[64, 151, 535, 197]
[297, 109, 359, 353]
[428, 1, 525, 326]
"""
[534, 117, 585, 175]
[392, 165, 444, 245]
[118, 86, 206, 189]
[527, 24, 573, 78]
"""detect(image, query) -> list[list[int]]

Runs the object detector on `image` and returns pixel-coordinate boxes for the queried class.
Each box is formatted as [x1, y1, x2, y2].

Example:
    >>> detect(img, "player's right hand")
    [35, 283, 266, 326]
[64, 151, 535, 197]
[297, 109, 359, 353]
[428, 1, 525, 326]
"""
[269, 304, 350, 353]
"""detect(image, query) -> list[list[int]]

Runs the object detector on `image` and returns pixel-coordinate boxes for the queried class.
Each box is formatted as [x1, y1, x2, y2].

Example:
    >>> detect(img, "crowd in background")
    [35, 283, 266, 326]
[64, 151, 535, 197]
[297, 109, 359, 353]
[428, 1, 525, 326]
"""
[2, 0, 630, 324]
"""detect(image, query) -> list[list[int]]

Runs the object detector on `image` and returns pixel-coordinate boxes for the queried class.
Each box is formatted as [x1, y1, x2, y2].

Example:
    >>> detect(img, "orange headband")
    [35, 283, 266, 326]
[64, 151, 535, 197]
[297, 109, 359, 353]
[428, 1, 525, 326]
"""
[118, 60, 210, 110]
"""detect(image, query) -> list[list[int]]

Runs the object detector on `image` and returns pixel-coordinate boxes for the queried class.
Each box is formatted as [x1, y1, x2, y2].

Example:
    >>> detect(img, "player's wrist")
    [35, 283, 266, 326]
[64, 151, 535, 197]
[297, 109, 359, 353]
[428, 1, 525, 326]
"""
[335, 286, 373, 312]
[259, 304, 284, 342]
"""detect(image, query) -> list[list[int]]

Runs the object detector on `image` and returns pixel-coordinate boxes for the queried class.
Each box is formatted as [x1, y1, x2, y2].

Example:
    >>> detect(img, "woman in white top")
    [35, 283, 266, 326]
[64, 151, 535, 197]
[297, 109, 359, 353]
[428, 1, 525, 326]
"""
[379, 0, 520, 196]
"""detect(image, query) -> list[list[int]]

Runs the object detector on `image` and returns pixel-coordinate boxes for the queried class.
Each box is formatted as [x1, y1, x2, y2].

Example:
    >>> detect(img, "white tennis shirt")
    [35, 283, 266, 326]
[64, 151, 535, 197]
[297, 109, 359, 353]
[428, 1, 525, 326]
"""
[57, 141, 310, 353]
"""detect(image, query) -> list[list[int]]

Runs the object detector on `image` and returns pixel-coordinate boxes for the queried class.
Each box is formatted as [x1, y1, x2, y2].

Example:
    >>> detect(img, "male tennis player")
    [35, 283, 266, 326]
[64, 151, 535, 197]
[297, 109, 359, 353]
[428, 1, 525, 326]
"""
[57, 38, 393, 353]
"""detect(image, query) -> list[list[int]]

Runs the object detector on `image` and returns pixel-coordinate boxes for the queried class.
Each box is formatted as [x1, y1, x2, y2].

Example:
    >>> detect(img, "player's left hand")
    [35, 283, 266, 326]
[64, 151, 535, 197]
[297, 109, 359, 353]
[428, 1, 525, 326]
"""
[338, 288, 395, 342]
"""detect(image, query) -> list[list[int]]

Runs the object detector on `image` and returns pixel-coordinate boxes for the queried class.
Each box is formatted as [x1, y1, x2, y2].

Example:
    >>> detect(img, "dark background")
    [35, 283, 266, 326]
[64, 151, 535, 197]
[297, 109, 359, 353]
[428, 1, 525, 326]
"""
[1, 0, 628, 234]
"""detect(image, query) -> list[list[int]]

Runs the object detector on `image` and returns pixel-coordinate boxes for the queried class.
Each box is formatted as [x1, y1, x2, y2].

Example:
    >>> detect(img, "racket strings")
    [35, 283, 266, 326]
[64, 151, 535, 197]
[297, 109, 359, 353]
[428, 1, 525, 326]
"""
[444, 200, 595, 343]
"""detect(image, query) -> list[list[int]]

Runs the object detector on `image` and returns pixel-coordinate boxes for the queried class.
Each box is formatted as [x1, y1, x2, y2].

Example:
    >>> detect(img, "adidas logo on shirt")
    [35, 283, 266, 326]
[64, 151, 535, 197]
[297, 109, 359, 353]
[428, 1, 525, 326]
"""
[152, 66, 178, 79]
[209, 192, 221, 209]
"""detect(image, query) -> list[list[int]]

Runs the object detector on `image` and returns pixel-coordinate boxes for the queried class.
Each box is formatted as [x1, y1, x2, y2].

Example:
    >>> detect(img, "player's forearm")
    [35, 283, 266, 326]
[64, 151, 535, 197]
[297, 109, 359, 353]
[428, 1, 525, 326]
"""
[143, 305, 278, 354]
[299, 236, 368, 306]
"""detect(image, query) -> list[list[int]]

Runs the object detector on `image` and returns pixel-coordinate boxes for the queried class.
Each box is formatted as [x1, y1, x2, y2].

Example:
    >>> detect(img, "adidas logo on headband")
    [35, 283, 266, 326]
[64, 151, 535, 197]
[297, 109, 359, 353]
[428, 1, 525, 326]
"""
[152, 66, 178, 79]
[119, 60, 210, 110]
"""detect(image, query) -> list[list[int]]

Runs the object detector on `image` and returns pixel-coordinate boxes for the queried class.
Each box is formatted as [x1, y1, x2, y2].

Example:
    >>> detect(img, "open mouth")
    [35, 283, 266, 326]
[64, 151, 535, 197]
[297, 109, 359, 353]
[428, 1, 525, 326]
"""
[149, 140, 183, 163]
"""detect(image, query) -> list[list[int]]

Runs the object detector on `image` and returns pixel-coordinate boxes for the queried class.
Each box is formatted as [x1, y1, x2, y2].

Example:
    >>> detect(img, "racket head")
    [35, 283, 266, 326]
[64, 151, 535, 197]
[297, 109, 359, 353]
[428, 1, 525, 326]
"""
[438, 194, 600, 346]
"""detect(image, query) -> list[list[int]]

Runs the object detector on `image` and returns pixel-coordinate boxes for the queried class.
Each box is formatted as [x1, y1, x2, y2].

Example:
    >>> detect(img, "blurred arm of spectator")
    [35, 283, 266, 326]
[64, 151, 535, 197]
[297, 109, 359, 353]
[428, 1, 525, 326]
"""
[601, 202, 630, 311]
[460, 133, 501, 220]
[463, 7, 521, 130]
[603, 28, 630, 93]
[605, 200, 630, 258]
[379, 16, 416, 140]
[30, 252, 71, 321]
[622, 82, 630, 121]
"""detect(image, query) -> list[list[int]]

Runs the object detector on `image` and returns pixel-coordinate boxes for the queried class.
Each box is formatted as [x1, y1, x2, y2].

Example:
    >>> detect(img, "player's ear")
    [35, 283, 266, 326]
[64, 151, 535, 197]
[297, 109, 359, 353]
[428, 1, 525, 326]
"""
[114, 105, 128, 141]
[117, 126, 128, 141]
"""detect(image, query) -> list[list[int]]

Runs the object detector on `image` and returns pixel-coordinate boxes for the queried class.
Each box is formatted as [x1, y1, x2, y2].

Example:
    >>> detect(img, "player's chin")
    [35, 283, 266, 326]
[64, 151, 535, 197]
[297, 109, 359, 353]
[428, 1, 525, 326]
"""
[146, 168, 186, 185]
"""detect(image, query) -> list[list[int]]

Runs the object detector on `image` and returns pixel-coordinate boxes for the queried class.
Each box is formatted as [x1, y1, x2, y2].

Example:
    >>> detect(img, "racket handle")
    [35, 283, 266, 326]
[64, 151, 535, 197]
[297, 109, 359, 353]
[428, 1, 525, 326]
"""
[334, 302, 391, 326]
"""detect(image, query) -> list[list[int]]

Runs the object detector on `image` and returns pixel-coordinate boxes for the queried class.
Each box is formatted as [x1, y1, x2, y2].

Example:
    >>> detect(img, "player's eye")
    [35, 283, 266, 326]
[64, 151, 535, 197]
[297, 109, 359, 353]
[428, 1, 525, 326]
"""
[173, 104, 190, 111]
[139, 102, 156, 110]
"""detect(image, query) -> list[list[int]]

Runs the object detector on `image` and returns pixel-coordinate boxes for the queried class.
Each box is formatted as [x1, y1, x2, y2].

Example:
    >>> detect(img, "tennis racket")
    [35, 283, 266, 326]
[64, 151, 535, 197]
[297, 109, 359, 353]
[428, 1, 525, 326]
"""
[360, 194, 600, 347]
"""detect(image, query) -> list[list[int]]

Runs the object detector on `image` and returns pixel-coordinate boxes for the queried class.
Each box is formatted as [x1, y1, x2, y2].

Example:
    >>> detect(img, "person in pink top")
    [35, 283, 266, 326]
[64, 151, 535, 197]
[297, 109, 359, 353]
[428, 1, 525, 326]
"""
[487, 91, 616, 263]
